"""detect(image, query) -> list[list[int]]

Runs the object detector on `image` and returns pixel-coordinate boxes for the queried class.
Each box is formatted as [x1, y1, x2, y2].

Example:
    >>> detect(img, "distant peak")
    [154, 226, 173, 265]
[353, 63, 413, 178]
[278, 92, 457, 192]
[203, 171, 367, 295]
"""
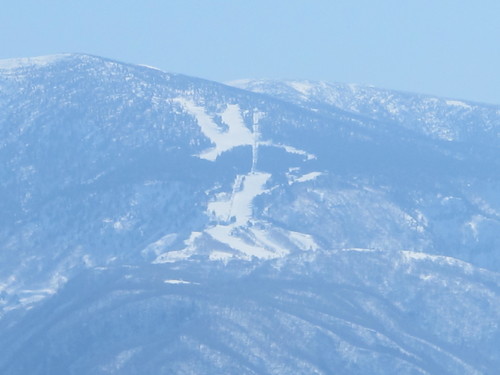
[0, 53, 173, 77]
[0, 54, 74, 70]
[0, 53, 135, 72]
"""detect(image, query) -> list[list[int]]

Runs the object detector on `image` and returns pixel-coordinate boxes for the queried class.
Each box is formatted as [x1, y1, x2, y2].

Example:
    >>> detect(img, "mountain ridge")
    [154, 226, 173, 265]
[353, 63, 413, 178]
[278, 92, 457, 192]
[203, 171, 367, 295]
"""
[1, 54, 499, 374]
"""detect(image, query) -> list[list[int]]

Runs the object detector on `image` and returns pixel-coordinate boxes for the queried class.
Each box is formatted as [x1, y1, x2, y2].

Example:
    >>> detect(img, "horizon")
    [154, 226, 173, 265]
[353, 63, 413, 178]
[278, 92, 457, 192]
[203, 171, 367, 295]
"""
[1, 1, 499, 105]
[1, 51, 498, 107]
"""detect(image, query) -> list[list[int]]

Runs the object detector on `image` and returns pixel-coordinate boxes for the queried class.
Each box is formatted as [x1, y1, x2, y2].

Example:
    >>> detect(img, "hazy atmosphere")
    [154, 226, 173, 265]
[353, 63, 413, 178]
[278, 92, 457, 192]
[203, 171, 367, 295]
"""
[2, 2, 500, 374]
[2, 0, 499, 104]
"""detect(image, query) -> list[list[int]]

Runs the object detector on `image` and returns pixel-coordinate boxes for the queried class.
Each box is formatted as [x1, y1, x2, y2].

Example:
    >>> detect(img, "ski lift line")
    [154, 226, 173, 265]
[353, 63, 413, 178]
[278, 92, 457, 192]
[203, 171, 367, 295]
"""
[226, 174, 245, 222]
[251, 110, 262, 173]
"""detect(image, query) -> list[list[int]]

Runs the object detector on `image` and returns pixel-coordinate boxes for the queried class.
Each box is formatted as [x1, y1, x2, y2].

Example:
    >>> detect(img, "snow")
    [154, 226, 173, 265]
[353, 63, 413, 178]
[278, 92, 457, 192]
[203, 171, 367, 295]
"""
[260, 141, 316, 160]
[207, 193, 233, 223]
[208, 172, 270, 226]
[295, 172, 322, 183]
[229, 172, 270, 225]
[18, 287, 57, 307]
[206, 225, 277, 259]
[446, 100, 472, 109]
[209, 251, 233, 261]
[466, 215, 484, 239]
[153, 249, 190, 264]
[164, 279, 196, 285]
[154, 100, 274, 262]
[153, 232, 202, 263]
[160, 169, 319, 261]
[205, 225, 318, 261]
[174, 97, 316, 165]
[288, 81, 314, 96]
[138, 64, 163, 72]
[286, 169, 322, 185]
[282, 145, 316, 160]
[247, 227, 289, 257]
[341, 247, 377, 253]
[251, 110, 263, 172]
[0, 54, 71, 70]
[286, 230, 319, 251]
[174, 98, 253, 161]
[205, 172, 278, 259]
[386, 102, 400, 115]
[141, 233, 177, 257]
[419, 274, 435, 281]
[220, 105, 253, 143]
[402, 251, 440, 261]
[401, 251, 474, 273]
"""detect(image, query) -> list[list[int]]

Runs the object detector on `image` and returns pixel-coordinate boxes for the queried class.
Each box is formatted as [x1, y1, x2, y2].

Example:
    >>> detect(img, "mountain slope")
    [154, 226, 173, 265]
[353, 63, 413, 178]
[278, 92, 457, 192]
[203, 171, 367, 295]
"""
[1, 250, 499, 375]
[228, 79, 500, 143]
[228, 78, 500, 266]
[0, 54, 499, 374]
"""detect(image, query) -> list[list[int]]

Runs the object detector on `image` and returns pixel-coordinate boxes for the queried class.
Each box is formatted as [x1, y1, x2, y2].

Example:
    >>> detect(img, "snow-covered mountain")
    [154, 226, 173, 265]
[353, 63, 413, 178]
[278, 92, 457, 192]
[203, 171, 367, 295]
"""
[1, 54, 499, 374]
[229, 79, 500, 143]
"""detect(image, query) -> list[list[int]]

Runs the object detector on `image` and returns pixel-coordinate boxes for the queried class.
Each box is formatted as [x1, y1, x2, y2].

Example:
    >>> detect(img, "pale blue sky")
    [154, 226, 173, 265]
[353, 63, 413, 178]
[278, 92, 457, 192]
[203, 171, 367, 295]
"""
[1, 0, 499, 104]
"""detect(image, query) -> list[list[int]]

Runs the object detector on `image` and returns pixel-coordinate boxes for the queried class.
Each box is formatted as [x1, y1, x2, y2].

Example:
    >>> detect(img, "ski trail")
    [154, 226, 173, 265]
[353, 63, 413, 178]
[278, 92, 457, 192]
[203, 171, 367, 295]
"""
[227, 174, 245, 222]
[173, 99, 253, 161]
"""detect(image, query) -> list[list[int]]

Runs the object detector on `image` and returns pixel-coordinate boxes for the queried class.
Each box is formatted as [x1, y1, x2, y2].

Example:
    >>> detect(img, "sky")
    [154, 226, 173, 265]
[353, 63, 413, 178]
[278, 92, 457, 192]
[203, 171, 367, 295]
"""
[1, 0, 499, 104]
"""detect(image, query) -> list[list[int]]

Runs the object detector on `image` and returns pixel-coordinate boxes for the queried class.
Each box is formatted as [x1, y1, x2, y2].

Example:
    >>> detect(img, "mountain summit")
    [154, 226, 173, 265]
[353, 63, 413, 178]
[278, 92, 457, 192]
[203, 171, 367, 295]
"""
[1, 54, 499, 374]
